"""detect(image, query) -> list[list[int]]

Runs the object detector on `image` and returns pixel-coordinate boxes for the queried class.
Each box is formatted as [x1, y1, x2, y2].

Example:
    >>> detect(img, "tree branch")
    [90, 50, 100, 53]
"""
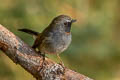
[0, 24, 93, 80]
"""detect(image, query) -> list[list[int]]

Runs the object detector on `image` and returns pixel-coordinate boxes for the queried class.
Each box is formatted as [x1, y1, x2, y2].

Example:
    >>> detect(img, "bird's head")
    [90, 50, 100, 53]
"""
[51, 15, 76, 33]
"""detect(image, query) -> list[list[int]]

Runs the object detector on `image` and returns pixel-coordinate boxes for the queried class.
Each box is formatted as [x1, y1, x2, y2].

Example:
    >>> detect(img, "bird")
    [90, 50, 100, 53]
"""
[18, 15, 76, 66]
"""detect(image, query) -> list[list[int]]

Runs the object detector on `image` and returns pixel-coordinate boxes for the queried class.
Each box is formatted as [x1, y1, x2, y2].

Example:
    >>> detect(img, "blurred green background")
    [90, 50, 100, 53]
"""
[0, 0, 120, 80]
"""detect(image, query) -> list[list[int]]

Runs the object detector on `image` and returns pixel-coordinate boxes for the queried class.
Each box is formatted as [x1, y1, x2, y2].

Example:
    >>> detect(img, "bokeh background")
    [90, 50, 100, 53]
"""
[0, 0, 120, 80]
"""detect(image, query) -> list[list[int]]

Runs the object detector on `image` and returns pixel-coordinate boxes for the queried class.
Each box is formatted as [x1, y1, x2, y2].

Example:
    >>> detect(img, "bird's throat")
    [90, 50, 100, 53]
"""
[65, 22, 72, 33]
[65, 27, 71, 33]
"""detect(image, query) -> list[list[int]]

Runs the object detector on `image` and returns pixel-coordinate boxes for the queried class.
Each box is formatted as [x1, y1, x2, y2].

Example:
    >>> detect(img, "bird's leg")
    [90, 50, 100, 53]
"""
[57, 54, 64, 67]
[37, 51, 46, 71]
[40, 53, 45, 69]
[42, 52, 45, 63]
[37, 51, 42, 56]
[38, 51, 45, 64]
[57, 54, 66, 76]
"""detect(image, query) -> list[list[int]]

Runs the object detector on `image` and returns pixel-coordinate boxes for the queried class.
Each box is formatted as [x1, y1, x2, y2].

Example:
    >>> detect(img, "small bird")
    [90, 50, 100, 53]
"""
[18, 15, 76, 66]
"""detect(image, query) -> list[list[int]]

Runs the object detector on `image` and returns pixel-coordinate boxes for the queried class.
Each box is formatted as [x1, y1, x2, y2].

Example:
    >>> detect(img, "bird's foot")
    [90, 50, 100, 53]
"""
[58, 62, 66, 76]
[37, 57, 46, 72]
[58, 62, 66, 72]
[59, 62, 64, 67]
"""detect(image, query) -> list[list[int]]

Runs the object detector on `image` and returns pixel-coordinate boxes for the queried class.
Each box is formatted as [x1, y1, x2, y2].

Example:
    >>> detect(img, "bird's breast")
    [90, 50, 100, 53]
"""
[40, 32, 72, 54]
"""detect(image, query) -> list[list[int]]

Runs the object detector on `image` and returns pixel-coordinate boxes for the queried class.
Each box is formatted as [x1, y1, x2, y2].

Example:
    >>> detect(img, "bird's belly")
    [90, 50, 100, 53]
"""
[40, 34, 71, 54]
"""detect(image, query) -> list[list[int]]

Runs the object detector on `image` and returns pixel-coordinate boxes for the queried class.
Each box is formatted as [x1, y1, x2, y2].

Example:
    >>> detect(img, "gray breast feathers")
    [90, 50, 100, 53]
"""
[40, 32, 72, 54]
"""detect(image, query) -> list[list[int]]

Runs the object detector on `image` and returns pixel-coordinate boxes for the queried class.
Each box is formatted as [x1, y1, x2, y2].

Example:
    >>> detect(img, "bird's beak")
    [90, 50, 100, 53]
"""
[71, 19, 77, 23]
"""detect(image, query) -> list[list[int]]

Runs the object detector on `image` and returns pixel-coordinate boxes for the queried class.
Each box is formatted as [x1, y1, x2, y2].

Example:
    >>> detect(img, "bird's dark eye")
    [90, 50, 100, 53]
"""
[64, 22, 68, 26]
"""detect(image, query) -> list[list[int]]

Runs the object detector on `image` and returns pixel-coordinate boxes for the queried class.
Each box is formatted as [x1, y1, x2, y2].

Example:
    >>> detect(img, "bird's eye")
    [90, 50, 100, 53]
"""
[64, 22, 68, 26]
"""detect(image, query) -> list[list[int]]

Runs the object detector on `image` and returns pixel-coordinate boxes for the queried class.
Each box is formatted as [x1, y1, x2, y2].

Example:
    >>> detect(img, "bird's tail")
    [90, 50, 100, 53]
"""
[18, 29, 39, 38]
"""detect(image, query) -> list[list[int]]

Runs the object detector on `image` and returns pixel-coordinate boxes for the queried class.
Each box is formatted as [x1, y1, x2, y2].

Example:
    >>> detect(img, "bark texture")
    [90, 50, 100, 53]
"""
[0, 24, 93, 80]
